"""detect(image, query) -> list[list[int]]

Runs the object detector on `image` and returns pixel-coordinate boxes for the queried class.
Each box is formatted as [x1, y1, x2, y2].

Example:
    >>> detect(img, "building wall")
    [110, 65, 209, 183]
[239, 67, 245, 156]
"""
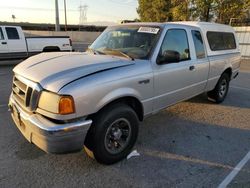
[234, 27, 250, 59]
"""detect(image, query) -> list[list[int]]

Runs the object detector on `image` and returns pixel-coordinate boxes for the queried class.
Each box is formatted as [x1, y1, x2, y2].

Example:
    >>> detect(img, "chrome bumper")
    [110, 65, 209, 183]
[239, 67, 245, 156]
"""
[9, 96, 92, 153]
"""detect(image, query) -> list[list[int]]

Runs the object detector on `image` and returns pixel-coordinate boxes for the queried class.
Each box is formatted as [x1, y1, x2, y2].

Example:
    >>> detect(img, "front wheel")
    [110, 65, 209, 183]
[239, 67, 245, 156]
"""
[207, 73, 230, 103]
[84, 104, 139, 164]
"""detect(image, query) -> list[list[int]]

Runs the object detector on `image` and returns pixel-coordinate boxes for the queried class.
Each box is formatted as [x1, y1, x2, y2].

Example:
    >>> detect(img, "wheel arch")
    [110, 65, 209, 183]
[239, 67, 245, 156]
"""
[43, 46, 61, 52]
[222, 67, 232, 80]
[89, 95, 144, 122]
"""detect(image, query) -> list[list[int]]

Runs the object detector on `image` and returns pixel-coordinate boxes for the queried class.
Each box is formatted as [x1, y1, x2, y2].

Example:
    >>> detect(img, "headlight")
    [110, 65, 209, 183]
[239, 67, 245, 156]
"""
[38, 91, 75, 115]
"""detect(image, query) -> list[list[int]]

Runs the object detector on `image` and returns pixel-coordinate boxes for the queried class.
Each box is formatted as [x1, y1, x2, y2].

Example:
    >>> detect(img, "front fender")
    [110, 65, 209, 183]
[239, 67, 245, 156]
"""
[95, 87, 142, 112]
[58, 60, 153, 119]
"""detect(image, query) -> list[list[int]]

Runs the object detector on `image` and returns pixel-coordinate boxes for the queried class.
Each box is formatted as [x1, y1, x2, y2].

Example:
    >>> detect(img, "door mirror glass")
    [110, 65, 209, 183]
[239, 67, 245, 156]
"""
[158, 50, 180, 64]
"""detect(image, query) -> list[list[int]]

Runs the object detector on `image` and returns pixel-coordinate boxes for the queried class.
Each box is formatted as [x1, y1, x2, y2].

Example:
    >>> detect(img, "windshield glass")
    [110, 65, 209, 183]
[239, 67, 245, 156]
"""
[89, 25, 161, 59]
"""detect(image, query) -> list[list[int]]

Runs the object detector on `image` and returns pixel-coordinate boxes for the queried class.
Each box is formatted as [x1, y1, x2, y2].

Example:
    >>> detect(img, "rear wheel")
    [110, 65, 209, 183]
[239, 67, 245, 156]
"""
[84, 104, 139, 164]
[207, 73, 230, 103]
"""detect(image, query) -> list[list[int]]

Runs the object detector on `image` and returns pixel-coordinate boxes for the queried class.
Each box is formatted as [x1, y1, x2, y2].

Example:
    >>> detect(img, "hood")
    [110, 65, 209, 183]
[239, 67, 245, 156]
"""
[14, 52, 134, 92]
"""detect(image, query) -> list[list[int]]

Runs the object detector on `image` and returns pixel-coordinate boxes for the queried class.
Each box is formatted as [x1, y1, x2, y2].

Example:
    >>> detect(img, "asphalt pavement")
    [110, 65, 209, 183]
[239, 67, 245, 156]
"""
[0, 60, 250, 188]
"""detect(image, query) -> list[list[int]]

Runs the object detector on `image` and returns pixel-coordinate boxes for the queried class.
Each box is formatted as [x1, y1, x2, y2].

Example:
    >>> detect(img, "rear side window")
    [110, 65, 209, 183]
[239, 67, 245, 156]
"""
[6, 27, 20, 39]
[223, 33, 237, 49]
[207, 32, 236, 51]
[192, 30, 205, 59]
[0, 28, 4, 40]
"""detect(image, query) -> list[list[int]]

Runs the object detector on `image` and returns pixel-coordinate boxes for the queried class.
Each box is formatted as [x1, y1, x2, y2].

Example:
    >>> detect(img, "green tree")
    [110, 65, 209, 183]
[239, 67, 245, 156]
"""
[216, 0, 247, 23]
[137, 0, 250, 23]
[171, 0, 190, 21]
[137, 0, 172, 22]
[191, 0, 217, 21]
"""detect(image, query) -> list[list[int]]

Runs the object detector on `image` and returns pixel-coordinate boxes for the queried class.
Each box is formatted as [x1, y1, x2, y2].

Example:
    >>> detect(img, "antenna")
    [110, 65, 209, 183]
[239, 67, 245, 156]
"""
[79, 2, 88, 30]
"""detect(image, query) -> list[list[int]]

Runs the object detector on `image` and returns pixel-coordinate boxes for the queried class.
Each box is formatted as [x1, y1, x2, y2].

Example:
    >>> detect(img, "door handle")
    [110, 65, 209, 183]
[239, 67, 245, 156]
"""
[138, 79, 150, 84]
[189, 65, 195, 71]
[1, 42, 7, 45]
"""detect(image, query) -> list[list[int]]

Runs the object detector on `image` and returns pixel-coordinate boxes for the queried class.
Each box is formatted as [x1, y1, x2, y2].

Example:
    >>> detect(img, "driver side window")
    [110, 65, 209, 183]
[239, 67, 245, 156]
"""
[157, 29, 190, 64]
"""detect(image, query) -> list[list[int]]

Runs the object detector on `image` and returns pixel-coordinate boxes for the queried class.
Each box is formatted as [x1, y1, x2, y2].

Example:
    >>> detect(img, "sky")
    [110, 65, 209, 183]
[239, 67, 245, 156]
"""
[0, 0, 139, 25]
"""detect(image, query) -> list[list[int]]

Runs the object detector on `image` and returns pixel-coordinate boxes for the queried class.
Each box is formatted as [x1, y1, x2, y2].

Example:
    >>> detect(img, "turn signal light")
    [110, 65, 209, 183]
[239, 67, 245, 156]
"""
[59, 96, 75, 115]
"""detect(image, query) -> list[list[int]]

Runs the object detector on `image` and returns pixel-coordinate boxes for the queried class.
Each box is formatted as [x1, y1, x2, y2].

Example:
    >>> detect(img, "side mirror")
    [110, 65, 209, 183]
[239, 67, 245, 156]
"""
[157, 50, 180, 64]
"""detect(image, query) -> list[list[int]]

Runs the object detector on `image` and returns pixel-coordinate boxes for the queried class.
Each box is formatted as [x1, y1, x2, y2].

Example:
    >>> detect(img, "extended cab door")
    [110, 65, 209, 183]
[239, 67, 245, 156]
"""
[152, 27, 209, 111]
[0, 27, 9, 53]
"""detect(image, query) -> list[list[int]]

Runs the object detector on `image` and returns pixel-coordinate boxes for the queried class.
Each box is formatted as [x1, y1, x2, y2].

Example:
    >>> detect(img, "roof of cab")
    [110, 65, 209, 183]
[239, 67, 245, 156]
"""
[119, 22, 165, 27]
[170, 21, 235, 32]
[121, 21, 234, 32]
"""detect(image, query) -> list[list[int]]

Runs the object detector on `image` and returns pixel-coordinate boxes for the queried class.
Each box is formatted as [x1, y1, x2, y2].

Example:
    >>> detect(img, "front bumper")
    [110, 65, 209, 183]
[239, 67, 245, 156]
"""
[9, 96, 92, 153]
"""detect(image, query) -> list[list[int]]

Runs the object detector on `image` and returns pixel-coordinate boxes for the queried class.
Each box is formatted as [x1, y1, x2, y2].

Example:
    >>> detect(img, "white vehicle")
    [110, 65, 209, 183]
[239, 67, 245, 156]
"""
[0, 26, 72, 60]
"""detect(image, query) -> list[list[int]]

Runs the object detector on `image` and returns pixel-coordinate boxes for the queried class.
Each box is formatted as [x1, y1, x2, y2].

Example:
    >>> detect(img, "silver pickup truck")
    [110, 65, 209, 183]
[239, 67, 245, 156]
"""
[9, 22, 241, 164]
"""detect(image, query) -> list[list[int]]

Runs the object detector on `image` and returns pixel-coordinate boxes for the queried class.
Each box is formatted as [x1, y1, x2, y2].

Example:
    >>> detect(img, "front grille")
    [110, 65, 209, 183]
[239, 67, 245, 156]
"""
[12, 75, 41, 111]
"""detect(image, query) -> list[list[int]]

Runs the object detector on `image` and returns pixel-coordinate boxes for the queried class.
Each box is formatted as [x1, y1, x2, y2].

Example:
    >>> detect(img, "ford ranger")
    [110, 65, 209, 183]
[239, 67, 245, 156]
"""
[9, 22, 241, 164]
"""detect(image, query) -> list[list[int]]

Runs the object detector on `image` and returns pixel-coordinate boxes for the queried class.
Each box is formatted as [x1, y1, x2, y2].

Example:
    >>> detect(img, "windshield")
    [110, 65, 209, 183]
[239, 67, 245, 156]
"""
[89, 25, 161, 60]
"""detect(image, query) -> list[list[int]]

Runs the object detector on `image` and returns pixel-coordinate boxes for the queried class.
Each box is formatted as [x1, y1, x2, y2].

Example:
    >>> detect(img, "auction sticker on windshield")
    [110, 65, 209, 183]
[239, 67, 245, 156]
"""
[138, 27, 160, 34]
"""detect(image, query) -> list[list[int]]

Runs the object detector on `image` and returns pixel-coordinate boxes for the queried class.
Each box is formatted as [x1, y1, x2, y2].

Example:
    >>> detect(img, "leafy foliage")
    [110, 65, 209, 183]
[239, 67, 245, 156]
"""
[137, 0, 250, 23]
[216, 0, 246, 23]
[137, 0, 172, 22]
[170, 0, 190, 21]
[190, 0, 216, 22]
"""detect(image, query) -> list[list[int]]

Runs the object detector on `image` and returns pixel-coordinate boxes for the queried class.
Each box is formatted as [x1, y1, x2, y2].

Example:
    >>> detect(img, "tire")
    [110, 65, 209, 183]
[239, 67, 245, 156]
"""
[84, 103, 139, 164]
[207, 73, 230, 103]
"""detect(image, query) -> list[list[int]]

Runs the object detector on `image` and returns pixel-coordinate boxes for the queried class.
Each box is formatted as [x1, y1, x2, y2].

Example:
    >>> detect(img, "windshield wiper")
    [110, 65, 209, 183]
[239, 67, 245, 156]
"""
[115, 50, 135, 61]
[104, 49, 134, 61]
[87, 48, 106, 55]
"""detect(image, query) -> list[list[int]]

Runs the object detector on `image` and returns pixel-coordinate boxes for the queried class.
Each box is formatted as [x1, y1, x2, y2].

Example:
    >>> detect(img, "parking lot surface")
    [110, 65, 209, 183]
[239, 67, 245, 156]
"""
[0, 60, 250, 188]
